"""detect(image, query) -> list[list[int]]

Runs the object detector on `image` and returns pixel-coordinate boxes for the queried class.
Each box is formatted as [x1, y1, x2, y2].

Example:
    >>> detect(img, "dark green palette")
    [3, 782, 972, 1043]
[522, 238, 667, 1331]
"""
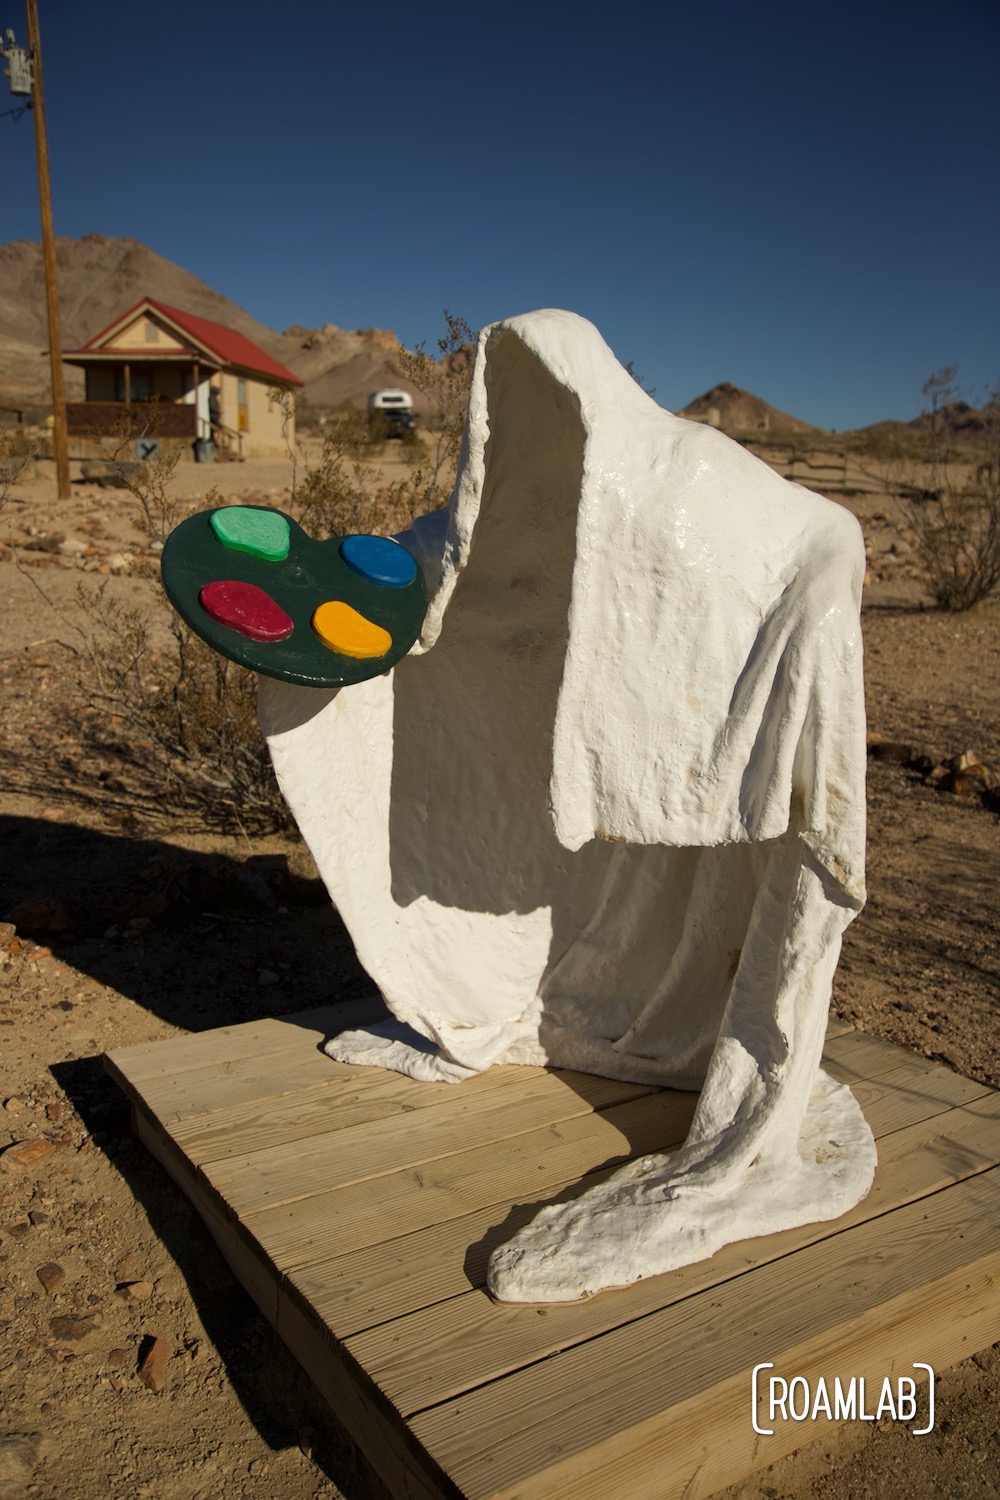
[160, 505, 428, 688]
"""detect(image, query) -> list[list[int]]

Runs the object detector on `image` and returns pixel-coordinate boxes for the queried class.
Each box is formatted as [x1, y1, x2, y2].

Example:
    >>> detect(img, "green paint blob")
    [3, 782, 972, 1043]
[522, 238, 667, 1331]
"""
[210, 506, 290, 562]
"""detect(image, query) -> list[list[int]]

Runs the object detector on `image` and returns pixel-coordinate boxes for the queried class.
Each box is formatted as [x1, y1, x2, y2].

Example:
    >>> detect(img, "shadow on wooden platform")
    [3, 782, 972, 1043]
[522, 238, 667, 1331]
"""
[105, 1009, 1000, 1500]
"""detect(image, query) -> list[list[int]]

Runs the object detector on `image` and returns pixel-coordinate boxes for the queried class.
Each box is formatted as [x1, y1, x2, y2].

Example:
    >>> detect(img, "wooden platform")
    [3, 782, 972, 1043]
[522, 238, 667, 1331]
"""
[105, 1009, 1000, 1500]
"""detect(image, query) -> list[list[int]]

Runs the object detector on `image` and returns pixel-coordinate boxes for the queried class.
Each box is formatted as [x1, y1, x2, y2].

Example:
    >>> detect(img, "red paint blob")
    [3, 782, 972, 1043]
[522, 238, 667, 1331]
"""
[199, 580, 294, 642]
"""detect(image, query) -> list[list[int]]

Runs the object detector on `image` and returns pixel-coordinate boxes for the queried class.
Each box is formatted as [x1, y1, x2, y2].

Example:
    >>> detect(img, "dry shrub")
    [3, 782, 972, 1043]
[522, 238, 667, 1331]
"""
[67, 318, 474, 833]
[396, 309, 475, 503]
[906, 370, 1000, 611]
[1, 428, 35, 511]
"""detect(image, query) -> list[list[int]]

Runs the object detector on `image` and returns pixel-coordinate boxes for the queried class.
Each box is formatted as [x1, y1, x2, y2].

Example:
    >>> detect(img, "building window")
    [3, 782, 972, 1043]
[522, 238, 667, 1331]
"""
[237, 378, 249, 432]
[145, 323, 159, 343]
[116, 369, 151, 402]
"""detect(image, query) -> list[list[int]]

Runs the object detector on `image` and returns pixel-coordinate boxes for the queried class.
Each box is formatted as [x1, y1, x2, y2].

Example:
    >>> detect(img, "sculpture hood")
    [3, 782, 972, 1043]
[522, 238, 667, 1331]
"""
[413, 308, 866, 904]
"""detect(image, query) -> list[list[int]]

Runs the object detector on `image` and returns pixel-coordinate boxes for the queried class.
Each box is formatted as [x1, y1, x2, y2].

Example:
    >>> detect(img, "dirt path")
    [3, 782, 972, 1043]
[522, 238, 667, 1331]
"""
[1, 464, 997, 1499]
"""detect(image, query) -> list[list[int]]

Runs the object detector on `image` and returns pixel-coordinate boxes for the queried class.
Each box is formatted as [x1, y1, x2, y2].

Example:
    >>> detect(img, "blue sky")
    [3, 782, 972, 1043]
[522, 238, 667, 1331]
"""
[3, 0, 997, 430]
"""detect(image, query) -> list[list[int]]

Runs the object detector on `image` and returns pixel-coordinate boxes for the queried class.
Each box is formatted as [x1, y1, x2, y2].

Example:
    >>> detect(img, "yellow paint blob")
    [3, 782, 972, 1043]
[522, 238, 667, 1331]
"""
[312, 600, 392, 659]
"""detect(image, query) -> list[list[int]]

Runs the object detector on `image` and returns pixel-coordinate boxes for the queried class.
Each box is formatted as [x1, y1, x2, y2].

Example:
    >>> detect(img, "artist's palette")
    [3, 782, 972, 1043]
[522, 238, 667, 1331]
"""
[161, 505, 428, 687]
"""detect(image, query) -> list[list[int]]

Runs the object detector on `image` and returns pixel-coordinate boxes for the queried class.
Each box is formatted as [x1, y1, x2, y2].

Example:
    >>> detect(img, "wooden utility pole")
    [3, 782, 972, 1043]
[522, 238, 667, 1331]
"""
[25, 0, 70, 499]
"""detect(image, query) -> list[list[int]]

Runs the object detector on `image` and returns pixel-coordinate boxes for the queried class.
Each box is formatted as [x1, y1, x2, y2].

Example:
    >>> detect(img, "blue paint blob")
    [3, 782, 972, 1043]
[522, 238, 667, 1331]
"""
[340, 534, 418, 589]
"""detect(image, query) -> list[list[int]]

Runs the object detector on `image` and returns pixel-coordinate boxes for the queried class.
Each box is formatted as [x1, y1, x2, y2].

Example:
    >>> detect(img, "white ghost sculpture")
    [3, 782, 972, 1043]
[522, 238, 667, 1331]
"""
[258, 309, 876, 1303]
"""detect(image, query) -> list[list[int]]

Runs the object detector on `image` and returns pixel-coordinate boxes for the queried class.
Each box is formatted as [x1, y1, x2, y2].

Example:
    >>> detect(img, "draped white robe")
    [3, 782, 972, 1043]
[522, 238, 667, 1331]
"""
[259, 310, 876, 1301]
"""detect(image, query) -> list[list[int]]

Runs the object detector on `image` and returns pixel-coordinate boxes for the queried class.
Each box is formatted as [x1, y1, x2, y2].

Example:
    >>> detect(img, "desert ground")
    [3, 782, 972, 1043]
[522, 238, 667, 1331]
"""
[0, 441, 997, 1500]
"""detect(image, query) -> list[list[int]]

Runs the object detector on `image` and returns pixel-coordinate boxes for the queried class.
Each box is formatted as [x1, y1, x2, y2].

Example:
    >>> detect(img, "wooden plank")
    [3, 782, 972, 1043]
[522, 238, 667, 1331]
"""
[175, 1068, 655, 1167]
[820, 1027, 924, 1080]
[107, 1003, 360, 1081]
[848, 1055, 991, 1130]
[109, 1042, 360, 1124]
[348, 1089, 1000, 1413]
[104, 1003, 375, 1121]
[292, 1052, 994, 1337]
[132, 1099, 282, 1324]
[130, 1103, 457, 1500]
[172, 1029, 929, 1217]
[202, 1069, 660, 1211]
[245, 1090, 700, 1267]
[410, 1168, 1000, 1499]
[487, 1247, 996, 1500]
[106, 1009, 863, 1127]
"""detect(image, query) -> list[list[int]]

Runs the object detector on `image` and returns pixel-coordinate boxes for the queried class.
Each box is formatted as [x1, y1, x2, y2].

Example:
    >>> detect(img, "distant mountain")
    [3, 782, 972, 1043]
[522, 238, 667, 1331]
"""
[0, 234, 414, 411]
[678, 381, 821, 437]
[850, 399, 996, 454]
[908, 400, 994, 442]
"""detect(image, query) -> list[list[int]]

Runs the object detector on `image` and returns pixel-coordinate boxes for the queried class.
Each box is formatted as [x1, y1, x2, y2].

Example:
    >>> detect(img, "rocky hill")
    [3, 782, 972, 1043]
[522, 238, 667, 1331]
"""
[678, 381, 821, 437]
[0, 235, 414, 412]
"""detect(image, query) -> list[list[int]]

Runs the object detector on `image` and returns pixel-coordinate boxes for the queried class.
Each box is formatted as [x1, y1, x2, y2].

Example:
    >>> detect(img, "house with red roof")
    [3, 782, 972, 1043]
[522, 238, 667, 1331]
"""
[62, 297, 303, 461]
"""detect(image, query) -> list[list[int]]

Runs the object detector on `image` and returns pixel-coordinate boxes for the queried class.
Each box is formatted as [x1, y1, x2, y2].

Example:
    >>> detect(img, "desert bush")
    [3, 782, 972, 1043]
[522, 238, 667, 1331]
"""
[907, 369, 1000, 611]
[396, 309, 474, 503]
[72, 575, 286, 833]
[64, 317, 475, 834]
[0, 428, 35, 510]
[39, 402, 289, 832]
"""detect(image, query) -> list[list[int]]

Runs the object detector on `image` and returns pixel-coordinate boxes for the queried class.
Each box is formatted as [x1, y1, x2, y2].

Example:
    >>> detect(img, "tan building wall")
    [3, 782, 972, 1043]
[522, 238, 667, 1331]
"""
[112, 313, 187, 351]
[217, 370, 295, 457]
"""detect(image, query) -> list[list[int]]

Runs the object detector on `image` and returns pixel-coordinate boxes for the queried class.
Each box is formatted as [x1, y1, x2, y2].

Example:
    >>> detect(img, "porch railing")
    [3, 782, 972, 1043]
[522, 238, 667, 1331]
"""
[65, 402, 198, 439]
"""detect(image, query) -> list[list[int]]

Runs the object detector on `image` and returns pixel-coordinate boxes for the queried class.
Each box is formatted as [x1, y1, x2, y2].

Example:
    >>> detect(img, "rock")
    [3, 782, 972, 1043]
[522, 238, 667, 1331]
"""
[58, 537, 89, 557]
[0, 922, 16, 949]
[105, 552, 135, 575]
[256, 969, 280, 987]
[137, 1336, 171, 1392]
[0, 1431, 42, 1491]
[116, 1280, 153, 1301]
[3, 1097, 24, 1115]
[106, 1347, 130, 1368]
[3, 897, 72, 934]
[36, 1262, 66, 1296]
[944, 755, 992, 788]
[49, 1313, 100, 1342]
[28, 1210, 50, 1226]
[868, 740, 916, 764]
[1, 1139, 57, 1170]
[79, 460, 139, 488]
[21, 533, 64, 555]
[193, 855, 290, 915]
[908, 746, 944, 775]
[938, 771, 986, 797]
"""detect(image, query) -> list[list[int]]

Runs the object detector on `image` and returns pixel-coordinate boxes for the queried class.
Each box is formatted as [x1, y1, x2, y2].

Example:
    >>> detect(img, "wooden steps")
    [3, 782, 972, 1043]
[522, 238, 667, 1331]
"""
[106, 1009, 1000, 1500]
